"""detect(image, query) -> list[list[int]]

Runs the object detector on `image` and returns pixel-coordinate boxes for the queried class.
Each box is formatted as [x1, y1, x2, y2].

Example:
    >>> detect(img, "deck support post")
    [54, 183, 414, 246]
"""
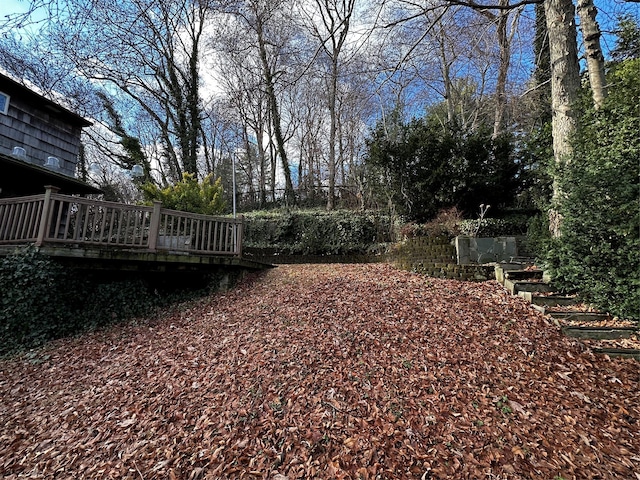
[148, 200, 162, 252]
[35, 185, 60, 247]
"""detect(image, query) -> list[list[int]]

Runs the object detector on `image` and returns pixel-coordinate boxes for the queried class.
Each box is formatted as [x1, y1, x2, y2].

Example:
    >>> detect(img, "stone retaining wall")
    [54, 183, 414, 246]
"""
[389, 236, 496, 281]
[245, 238, 497, 281]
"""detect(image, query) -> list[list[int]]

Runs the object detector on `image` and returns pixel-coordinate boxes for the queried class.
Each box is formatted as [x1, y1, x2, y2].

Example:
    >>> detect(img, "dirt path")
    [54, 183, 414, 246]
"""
[1, 264, 638, 479]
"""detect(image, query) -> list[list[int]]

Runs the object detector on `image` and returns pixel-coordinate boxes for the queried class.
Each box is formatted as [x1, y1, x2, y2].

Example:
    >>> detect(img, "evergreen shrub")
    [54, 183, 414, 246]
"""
[141, 173, 226, 215]
[546, 59, 640, 319]
[364, 112, 521, 222]
[525, 214, 551, 260]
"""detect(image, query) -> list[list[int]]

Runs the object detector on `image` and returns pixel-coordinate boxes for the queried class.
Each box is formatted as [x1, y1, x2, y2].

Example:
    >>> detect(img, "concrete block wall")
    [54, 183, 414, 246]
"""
[455, 236, 518, 265]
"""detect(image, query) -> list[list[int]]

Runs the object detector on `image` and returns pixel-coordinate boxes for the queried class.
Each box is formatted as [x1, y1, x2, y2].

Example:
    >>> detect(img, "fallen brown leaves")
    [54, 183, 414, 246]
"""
[1, 264, 638, 479]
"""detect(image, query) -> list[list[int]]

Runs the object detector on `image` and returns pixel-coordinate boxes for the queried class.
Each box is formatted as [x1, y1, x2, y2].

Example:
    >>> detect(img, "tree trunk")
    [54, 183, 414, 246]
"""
[577, 0, 607, 109]
[544, 0, 581, 236]
[242, 124, 256, 201]
[255, 15, 295, 205]
[327, 59, 338, 210]
[316, 0, 355, 210]
[439, 39, 455, 124]
[255, 118, 267, 207]
[266, 108, 277, 202]
[533, 3, 552, 124]
[492, 0, 512, 139]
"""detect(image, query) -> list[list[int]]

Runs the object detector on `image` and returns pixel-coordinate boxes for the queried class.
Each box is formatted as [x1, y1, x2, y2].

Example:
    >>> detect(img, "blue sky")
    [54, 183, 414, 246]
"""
[0, 0, 635, 59]
[0, 0, 44, 34]
[0, 0, 31, 17]
[1, 0, 635, 50]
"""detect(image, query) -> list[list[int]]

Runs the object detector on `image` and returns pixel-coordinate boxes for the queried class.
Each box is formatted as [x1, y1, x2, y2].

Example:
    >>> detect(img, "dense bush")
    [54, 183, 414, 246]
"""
[141, 173, 226, 215]
[0, 246, 223, 355]
[399, 207, 532, 240]
[525, 214, 551, 260]
[243, 209, 398, 255]
[546, 59, 640, 320]
[364, 111, 521, 222]
[400, 207, 463, 239]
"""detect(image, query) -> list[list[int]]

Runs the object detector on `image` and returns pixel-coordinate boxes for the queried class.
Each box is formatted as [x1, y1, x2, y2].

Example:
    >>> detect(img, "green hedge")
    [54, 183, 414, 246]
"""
[458, 215, 531, 237]
[243, 209, 398, 255]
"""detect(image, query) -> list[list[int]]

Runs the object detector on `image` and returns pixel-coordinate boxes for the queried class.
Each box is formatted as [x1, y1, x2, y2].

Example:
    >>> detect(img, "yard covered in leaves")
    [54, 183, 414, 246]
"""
[0, 264, 638, 479]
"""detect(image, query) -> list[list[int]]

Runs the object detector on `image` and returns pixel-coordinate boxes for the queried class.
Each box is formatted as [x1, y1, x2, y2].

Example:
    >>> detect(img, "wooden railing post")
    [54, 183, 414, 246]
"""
[147, 200, 162, 252]
[236, 215, 243, 257]
[35, 185, 60, 246]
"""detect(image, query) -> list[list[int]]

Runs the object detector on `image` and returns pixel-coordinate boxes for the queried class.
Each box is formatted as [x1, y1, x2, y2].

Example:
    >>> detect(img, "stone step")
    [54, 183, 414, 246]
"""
[546, 311, 612, 321]
[504, 279, 555, 295]
[504, 269, 544, 281]
[496, 262, 639, 360]
[510, 256, 536, 264]
[498, 262, 536, 271]
[561, 326, 638, 340]
[527, 294, 578, 307]
[591, 348, 640, 360]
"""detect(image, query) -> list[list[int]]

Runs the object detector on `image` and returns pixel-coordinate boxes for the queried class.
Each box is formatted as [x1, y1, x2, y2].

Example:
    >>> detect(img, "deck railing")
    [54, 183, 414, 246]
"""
[0, 186, 243, 256]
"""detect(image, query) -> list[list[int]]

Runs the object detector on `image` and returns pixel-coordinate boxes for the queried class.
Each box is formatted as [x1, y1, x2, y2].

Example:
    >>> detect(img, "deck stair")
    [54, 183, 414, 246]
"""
[495, 263, 639, 359]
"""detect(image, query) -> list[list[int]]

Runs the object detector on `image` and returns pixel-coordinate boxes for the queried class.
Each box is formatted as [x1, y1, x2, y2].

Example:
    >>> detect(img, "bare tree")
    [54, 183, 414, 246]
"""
[302, 0, 357, 209]
[289, 76, 327, 193]
[0, 33, 102, 117]
[486, 0, 524, 137]
[6, 0, 216, 180]
[221, 0, 298, 204]
[380, 1, 511, 132]
[213, 0, 310, 204]
[213, 41, 273, 205]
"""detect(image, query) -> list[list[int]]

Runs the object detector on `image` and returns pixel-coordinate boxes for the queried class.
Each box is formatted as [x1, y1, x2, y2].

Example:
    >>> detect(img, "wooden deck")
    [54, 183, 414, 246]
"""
[0, 186, 268, 271]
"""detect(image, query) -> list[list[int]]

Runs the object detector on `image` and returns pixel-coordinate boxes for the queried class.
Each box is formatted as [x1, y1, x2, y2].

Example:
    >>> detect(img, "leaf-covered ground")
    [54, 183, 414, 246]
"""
[1, 264, 638, 479]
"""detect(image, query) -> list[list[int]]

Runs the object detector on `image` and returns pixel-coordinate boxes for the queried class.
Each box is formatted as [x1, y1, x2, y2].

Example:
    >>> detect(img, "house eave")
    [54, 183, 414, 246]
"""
[0, 153, 102, 197]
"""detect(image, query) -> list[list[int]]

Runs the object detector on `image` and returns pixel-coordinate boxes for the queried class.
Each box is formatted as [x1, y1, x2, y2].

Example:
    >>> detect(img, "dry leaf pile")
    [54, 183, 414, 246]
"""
[1, 264, 638, 479]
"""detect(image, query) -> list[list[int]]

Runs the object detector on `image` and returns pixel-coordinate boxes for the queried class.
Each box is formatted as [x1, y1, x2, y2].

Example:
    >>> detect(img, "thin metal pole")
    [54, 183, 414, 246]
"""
[231, 151, 237, 253]
[232, 151, 237, 218]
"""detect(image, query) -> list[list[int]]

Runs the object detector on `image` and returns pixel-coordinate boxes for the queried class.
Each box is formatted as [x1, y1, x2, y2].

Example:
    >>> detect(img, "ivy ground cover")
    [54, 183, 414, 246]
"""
[1, 264, 638, 479]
